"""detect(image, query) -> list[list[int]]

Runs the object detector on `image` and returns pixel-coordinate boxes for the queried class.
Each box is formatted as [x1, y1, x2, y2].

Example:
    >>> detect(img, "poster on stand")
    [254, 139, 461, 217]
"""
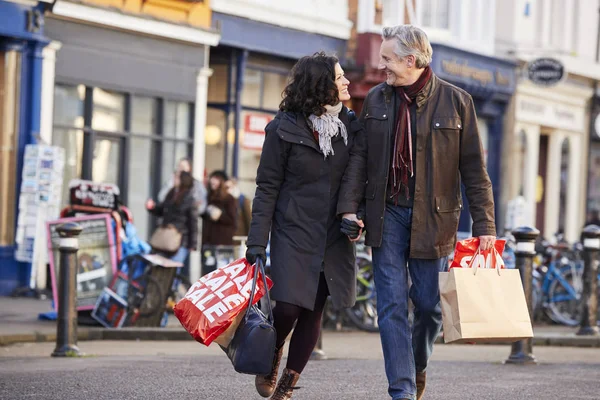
[15, 145, 65, 271]
[47, 214, 117, 310]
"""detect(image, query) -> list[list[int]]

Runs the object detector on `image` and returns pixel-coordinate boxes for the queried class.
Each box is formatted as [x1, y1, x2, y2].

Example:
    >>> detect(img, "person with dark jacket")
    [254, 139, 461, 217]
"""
[339, 25, 496, 400]
[244, 52, 366, 400]
[201, 170, 237, 246]
[146, 171, 198, 264]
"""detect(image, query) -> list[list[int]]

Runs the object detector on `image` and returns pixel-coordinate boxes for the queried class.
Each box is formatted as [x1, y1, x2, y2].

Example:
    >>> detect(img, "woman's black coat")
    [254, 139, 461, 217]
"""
[246, 106, 366, 310]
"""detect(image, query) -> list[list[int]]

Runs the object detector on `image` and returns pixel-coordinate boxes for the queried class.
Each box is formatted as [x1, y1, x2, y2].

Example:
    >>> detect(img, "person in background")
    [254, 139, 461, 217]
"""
[226, 178, 252, 238]
[201, 170, 237, 246]
[146, 171, 198, 264]
[158, 157, 207, 215]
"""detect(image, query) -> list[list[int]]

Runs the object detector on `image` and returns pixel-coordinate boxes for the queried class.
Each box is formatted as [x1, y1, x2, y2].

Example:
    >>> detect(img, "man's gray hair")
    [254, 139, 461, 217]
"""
[382, 25, 433, 68]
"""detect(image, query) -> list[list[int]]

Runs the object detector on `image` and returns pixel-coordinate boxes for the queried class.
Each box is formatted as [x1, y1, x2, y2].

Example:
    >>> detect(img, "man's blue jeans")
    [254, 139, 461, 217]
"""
[372, 205, 448, 400]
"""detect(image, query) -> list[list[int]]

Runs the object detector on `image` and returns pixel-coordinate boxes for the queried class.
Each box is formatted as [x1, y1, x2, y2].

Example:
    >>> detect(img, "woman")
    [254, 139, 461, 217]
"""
[245, 52, 366, 400]
[201, 170, 237, 246]
[146, 171, 198, 264]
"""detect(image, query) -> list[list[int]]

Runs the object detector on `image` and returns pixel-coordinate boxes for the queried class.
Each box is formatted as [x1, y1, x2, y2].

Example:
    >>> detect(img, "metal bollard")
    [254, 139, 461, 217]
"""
[310, 322, 327, 361]
[505, 226, 539, 365]
[52, 222, 83, 357]
[576, 225, 600, 336]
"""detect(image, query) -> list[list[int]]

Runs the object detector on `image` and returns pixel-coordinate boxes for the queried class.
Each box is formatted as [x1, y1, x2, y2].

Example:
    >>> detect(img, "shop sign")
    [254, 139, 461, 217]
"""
[526, 58, 565, 87]
[47, 214, 118, 311]
[431, 44, 516, 95]
[69, 179, 121, 210]
[243, 114, 272, 150]
[516, 95, 585, 132]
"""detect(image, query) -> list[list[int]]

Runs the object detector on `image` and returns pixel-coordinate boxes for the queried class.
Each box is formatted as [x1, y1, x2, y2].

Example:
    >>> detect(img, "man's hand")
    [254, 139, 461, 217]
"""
[341, 213, 365, 242]
[479, 235, 496, 251]
[245, 245, 266, 265]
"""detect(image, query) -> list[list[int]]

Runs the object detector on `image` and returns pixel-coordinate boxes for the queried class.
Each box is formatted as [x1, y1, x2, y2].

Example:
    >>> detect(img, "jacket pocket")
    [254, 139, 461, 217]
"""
[364, 108, 389, 121]
[435, 196, 463, 213]
[432, 117, 462, 131]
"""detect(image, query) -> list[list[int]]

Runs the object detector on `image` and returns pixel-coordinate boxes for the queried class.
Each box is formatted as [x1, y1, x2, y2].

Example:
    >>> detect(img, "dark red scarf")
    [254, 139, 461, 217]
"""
[390, 66, 432, 201]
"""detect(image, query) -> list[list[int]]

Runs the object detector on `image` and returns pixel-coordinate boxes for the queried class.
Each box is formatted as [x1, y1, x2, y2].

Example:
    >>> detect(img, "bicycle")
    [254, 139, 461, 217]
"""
[534, 237, 585, 326]
[323, 238, 379, 333]
[344, 243, 379, 332]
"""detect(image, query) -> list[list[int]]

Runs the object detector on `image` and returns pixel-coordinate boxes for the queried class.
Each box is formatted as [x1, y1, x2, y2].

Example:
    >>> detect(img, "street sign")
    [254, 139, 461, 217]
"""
[526, 58, 565, 86]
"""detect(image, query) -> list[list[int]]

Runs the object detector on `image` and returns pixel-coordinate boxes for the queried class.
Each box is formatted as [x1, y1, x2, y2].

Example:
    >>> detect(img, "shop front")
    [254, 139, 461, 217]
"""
[508, 80, 592, 243]
[205, 11, 349, 198]
[0, 0, 52, 295]
[44, 2, 219, 242]
[587, 96, 600, 220]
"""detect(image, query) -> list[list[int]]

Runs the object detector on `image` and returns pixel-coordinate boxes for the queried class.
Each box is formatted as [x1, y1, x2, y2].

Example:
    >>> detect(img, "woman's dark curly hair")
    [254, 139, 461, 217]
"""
[279, 51, 339, 117]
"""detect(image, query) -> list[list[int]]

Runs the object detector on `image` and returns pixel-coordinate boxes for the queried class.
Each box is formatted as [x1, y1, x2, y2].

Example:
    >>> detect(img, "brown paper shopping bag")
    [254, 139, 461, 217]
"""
[439, 267, 534, 344]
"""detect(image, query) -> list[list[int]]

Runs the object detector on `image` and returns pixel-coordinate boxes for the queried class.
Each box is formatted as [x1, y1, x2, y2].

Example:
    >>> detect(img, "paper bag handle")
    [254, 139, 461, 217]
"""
[468, 246, 502, 276]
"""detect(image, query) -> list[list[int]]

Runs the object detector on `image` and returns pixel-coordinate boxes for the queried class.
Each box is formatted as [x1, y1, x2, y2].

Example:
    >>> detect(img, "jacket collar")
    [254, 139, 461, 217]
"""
[381, 72, 439, 110]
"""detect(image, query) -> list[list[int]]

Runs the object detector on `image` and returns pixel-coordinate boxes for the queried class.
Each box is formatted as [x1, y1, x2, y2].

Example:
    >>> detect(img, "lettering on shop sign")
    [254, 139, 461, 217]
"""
[441, 60, 511, 87]
[527, 58, 565, 86]
[518, 97, 583, 131]
[243, 114, 273, 150]
[69, 179, 121, 210]
[184, 261, 260, 323]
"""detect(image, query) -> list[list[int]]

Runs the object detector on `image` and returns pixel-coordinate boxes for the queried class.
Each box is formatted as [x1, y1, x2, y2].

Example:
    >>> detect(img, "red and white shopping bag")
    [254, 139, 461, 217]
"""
[174, 258, 272, 346]
[450, 237, 506, 270]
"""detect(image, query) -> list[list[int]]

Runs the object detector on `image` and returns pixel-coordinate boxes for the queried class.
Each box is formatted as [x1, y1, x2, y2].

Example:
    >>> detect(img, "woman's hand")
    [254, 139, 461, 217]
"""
[341, 213, 364, 242]
[145, 199, 156, 210]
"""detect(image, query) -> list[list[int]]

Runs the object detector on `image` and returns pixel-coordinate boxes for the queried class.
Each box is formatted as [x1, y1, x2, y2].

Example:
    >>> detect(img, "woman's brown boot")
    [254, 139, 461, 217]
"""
[255, 346, 284, 397]
[270, 368, 300, 400]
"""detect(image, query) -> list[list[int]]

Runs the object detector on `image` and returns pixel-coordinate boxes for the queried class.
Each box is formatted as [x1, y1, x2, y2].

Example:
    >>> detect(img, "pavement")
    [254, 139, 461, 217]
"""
[1, 338, 600, 399]
[2, 296, 600, 399]
[2, 296, 600, 348]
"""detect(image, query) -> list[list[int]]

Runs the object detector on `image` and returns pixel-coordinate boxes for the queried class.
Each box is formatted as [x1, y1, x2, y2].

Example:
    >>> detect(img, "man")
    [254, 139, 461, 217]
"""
[339, 25, 496, 400]
[158, 157, 207, 215]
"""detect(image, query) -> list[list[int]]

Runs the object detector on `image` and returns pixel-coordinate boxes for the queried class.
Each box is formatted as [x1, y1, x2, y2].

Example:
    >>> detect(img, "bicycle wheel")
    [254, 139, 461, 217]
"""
[137, 275, 165, 317]
[172, 273, 192, 304]
[546, 266, 583, 326]
[345, 256, 379, 332]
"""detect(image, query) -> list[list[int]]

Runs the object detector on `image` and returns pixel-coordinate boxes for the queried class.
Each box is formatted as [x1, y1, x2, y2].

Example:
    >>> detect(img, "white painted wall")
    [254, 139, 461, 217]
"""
[357, 0, 496, 55]
[211, 0, 353, 39]
[496, 0, 600, 73]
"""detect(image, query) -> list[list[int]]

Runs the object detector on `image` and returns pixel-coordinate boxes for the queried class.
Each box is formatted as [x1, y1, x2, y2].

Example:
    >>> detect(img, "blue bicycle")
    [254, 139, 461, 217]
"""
[504, 234, 589, 326]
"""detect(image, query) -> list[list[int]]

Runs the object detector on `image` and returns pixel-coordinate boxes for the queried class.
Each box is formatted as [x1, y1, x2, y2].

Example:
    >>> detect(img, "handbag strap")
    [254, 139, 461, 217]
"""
[244, 258, 274, 323]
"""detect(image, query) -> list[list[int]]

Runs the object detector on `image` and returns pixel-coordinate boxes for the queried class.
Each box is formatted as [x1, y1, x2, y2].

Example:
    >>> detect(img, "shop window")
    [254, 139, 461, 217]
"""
[558, 139, 570, 235]
[92, 138, 121, 185]
[131, 96, 156, 134]
[242, 69, 262, 108]
[53, 85, 84, 128]
[52, 84, 193, 239]
[518, 130, 528, 196]
[92, 88, 125, 132]
[262, 72, 288, 110]
[52, 128, 84, 207]
[477, 117, 489, 166]
[0, 51, 21, 245]
[207, 65, 229, 103]
[128, 96, 156, 239]
[164, 100, 190, 139]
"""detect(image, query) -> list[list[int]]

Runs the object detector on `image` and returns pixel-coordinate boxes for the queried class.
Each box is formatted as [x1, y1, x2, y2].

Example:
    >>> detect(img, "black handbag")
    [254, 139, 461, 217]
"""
[221, 258, 276, 375]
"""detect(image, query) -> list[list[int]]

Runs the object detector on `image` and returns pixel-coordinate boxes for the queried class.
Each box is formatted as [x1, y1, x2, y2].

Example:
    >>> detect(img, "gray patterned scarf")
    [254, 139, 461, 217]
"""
[308, 102, 347, 158]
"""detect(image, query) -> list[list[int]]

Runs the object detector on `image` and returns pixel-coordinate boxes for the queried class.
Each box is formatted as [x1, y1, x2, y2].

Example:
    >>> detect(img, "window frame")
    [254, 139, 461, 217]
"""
[52, 83, 194, 224]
